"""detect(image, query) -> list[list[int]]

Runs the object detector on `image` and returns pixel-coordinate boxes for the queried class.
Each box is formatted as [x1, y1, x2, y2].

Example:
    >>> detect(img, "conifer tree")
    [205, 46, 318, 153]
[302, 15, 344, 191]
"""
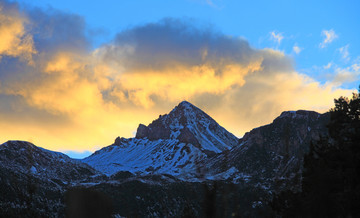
[272, 86, 360, 217]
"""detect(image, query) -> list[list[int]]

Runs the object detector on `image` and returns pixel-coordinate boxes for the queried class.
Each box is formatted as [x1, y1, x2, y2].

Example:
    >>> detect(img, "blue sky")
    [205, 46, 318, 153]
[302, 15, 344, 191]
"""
[1, 0, 359, 158]
[16, 0, 360, 88]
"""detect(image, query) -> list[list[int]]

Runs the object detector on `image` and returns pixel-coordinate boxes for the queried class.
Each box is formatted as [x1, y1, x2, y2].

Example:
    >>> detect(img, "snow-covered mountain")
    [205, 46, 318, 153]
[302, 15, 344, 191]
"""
[82, 103, 330, 185]
[136, 101, 238, 153]
[83, 101, 238, 177]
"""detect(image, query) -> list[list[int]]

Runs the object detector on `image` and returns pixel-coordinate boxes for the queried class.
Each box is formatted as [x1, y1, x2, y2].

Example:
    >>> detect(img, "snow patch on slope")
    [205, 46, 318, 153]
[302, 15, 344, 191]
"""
[83, 138, 207, 179]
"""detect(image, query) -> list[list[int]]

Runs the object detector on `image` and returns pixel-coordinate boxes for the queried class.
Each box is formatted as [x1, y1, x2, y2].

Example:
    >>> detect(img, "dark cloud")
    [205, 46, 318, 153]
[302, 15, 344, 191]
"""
[0, 0, 18, 11]
[100, 18, 256, 72]
[0, 94, 70, 126]
[258, 49, 294, 73]
[28, 7, 90, 53]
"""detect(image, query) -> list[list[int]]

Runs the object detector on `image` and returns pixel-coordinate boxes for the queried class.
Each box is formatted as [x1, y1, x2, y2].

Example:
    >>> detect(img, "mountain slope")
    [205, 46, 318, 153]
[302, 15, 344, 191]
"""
[83, 138, 207, 178]
[0, 140, 98, 216]
[83, 101, 239, 177]
[205, 110, 330, 190]
[0, 140, 97, 181]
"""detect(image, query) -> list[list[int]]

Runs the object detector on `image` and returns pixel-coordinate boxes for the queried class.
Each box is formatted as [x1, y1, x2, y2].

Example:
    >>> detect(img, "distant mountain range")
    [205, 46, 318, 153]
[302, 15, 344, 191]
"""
[0, 101, 329, 217]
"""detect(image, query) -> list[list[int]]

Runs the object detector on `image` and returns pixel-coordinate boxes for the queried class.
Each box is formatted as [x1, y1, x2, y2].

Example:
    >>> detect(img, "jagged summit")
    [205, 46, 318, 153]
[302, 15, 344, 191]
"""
[84, 101, 239, 176]
[135, 101, 238, 153]
[171, 100, 200, 113]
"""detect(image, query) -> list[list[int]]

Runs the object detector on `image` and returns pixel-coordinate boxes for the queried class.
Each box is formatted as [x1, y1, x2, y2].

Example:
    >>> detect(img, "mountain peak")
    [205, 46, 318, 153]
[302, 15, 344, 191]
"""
[86, 101, 239, 176]
[175, 100, 199, 110]
[135, 101, 238, 153]
[178, 100, 193, 107]
[169, 100, 202, 116]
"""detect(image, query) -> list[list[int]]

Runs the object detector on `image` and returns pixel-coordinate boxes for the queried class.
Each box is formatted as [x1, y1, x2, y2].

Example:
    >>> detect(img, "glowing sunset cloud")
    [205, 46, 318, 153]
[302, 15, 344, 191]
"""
[0, 0, 357, 156]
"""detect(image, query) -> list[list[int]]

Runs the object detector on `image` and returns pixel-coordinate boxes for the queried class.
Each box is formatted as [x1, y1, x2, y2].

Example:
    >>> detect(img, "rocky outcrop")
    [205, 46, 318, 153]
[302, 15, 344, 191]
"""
[135, 124, 150, 139]
[177, 127, 200, 147]
[135, 120, 171, 140]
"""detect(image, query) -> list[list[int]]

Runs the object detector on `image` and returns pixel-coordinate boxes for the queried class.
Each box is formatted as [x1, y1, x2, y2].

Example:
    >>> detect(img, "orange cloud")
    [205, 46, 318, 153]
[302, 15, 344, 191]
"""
[0, 3, 36, 63]
[203, 70, 354, 137]
[113, 61, 262, 108]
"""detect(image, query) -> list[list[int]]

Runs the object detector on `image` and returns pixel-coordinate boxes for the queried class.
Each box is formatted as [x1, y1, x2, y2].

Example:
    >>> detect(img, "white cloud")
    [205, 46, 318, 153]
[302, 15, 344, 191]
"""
[319, 29, 338, 48]
[338, 44, 350, 61]
[292, 45, 302, 54]
[352, 63, 360, 72]
[270, 31, 284, 44]
[324, 62, 332, 69]
[331, 64, 360, 85]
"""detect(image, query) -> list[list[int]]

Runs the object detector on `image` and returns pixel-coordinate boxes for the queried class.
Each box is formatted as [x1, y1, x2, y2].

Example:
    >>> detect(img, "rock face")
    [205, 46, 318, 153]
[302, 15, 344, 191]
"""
[206, 110, 330, 191]
[135, 124, 150, 139]
[177, 127, 200, 147]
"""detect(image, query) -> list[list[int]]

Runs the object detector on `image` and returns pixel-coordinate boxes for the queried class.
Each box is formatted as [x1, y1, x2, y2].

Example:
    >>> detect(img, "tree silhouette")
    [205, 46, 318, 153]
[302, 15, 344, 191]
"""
[272, 86, 360, 217]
